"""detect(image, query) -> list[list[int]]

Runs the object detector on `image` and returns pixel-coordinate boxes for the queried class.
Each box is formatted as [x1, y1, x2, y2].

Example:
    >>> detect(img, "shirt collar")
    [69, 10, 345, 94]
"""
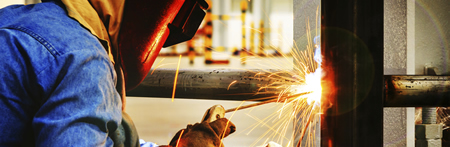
[60, 0, 125, 64]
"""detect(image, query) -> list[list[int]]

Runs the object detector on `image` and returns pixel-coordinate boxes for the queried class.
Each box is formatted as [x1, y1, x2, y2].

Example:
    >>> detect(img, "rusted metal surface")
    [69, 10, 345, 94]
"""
[384, 75, 450, 107]
[127, 68, 295, 100]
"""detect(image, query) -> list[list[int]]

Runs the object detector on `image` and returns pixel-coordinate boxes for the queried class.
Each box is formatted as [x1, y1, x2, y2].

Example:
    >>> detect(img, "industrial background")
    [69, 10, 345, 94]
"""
[1, 0, 449, 146]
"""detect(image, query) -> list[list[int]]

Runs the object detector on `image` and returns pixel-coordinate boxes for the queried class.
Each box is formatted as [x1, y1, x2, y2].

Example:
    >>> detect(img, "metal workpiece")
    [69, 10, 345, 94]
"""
[416, 124, 444, 147]
[416, 139, 442, 147]
[127, 68, 297, 100]
[320, 0, 384, 146]
[384, 75, 450, 107]
[416, 124, 444, 139]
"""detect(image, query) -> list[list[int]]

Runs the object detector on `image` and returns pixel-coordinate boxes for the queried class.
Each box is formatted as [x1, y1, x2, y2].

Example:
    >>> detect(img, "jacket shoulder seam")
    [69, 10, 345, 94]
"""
[2, 26, 61, 57]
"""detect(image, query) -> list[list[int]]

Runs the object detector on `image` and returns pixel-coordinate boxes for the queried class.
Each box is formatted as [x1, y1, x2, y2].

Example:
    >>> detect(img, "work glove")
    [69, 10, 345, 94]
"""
[109, 112, 140, 147]
[161, 105, 236, 147]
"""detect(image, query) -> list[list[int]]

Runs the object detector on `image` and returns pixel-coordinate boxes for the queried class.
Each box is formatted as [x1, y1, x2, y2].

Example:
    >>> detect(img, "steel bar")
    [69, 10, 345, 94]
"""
[224, 92, 311, 113]
[224, 98, 280, 113]
[321, 0, 384, 146]
[384, 75, 450, 107]
[127, 68, 296, 100]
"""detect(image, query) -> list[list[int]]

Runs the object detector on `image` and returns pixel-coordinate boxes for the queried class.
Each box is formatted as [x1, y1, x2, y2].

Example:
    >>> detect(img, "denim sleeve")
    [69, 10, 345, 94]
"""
[0, 28, 122, 146]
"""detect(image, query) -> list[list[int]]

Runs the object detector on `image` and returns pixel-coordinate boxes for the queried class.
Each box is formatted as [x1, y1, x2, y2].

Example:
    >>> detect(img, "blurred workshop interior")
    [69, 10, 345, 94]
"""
[1, 0, 449, 146]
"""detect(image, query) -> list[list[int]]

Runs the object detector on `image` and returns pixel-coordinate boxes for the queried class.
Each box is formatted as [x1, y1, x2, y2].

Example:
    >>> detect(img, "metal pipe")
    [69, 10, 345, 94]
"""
[127, 68, 296, 100]
[129, 70, 450, 104]
[384, 75, 450, 107]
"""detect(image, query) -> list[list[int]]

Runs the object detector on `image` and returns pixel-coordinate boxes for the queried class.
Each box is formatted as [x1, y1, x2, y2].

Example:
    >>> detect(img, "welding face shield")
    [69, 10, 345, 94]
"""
[118, 0, 208, 91]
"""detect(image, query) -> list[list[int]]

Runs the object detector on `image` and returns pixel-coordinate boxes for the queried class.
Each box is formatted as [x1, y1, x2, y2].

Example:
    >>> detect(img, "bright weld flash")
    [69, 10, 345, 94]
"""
[304, 67, 322, 105]
[292, 35, 322, 106]
[290, 75, 321, 106]
[307, 35, 322, 105]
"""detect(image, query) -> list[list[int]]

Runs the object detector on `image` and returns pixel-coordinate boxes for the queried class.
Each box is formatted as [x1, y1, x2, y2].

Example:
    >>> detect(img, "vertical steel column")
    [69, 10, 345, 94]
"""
[211, 0, 230, 52]
[253, 0, 270, 55]
[320, 0, 384, 146]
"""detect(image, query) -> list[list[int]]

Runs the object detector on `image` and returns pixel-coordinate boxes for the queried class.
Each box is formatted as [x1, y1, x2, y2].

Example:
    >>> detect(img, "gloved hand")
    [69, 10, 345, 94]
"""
[109, 112, 140, 147]
[165, 118, 235, 147]
[161, 105, 236, 147]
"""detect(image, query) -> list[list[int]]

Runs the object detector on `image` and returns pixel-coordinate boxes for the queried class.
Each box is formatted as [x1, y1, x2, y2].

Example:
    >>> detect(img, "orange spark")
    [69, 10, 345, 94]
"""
[222, 101, 245, 142]
[172, 55, 182, 102]
[151, 58, 165, 75]
[175, 129, 185, 147]
[227, 80, 237, 90]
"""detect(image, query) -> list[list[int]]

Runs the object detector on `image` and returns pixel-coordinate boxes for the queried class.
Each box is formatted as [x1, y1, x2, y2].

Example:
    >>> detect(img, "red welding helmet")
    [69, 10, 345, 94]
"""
[118, 0, 208, 91]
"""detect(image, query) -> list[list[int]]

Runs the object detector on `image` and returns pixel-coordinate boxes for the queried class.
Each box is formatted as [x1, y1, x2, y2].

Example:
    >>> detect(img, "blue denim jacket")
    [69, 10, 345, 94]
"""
[0, 1, 122, 146]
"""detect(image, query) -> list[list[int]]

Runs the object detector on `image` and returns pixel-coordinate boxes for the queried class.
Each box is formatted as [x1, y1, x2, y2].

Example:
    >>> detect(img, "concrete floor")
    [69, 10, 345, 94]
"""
[125, 56, 295, 147]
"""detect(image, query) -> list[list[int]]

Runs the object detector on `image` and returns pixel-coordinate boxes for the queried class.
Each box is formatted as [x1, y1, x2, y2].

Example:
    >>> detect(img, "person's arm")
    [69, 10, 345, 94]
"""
[0, 27, 123, 146]
[0, 27, 122, 146]
[33, 43, 122, 146]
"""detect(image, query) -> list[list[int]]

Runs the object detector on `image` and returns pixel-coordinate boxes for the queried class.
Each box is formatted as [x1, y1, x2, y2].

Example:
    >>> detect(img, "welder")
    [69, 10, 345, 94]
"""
[0, 0, 234, 146]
